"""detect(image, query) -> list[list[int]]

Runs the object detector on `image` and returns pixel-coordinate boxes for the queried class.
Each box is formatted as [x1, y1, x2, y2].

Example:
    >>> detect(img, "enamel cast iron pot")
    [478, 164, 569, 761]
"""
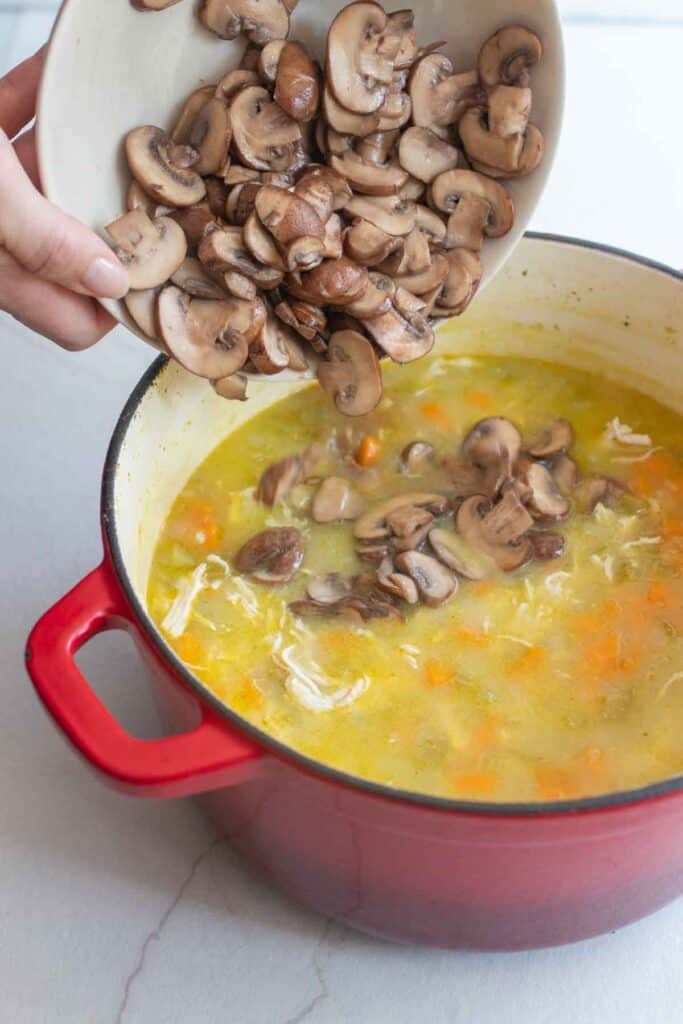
[27, 236, 683, 951]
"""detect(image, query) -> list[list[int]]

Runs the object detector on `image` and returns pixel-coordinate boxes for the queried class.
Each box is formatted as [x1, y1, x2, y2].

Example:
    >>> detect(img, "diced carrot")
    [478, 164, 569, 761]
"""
[231, 676, 264, 715]
[175, 501, 221, 549]
[509, 646, 546, 675]
[470, 714, 500, 754]
[631, 451, 682, 498]
[452, 770, 499, 797]
[173, 633, 204, 664]
[463, 389, 494, 410]
[647, 580, 677, 608]
[420, 401, 450, 430]
[355, 434, 382, 468]
[580, 631, 620, 677]
[455, 625, 491, 648]
[425, 660, 453, 687]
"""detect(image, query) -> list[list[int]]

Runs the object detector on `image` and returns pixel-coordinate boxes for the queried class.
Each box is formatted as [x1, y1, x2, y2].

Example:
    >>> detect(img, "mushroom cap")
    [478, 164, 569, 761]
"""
[215, 68, 261, 101]
[306, 573, 353, 604]
[376, 558, 419, 604]
[515, 460, 571, 520]
[242, 212, 287, 274]
[199, 224, 284, 287]
[321, 85, 381, 137]
[234, 527, 304, 584]
[354, 492, 447, 542]
[528, 531, 565, 561]
[295, 165, 352, 222]
[212, 373, 248, 400]
[258, 39, 287, 84]
[312, 476, 364, 522]
[429, 169, 513, 237]
[391, 252, 449, 295]
[458, 106, 525, 174]
[229, 86, 303, 172]
[356, 129, 400, 167]
[397, 126, 460, 184]
[317, 330, 382, 417]
[293, 257, 368, 305]
[345, 195, 416, 237]
[225, 181, 261, 225]
[362, 304, 434, 363]
[552, 454, 579, 496]
[488, 84, 532, 138]
[393, 550, 457, 607]
[436, 250, 481, 315]
[428, 528, 496, 580]
[409, 55, 483, 132]
[171, 256, 228, 299]
[343, 272, 395, 317]
[400, 440, 434, 473]
[275, 41, 321, 122]
[329, 151, 408, 197]
[249, 314, 298, 374]
[326, 1, 392, 115]
[172, 85, 216, 143]
[527, 418, 574, 459]
[343, 219, 403, 265]
[414, 204, 447, 244]
[462, 416, 521, 470]
[478, 25, 542, 88]
[254, 185, 326, 246]
[187, 97, 232, 177]
[157, 286, 255, 379]
[456, 494, 531, 572]
[443, 193, 490, 252]
[199, 0, 290, 45]
[168, 204, 216, 249]
[105, 210, 187, 290]
[384, 9, 417, 70]
[125, 126, 206, 208]
[256, 454, 303, 505]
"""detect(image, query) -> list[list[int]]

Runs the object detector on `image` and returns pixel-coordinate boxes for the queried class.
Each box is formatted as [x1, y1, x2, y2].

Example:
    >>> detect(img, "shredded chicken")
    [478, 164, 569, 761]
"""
[162, 554, 230, 637]
[603, 417, 652, 447]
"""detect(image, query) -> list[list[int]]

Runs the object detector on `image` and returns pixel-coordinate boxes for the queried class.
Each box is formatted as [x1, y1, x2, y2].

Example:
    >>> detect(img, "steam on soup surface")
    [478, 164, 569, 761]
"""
[147, 355, 683, 802]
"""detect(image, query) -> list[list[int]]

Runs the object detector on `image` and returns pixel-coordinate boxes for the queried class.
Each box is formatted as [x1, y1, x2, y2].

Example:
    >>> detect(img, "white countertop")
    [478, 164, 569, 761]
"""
[1, 5, 683, 1022]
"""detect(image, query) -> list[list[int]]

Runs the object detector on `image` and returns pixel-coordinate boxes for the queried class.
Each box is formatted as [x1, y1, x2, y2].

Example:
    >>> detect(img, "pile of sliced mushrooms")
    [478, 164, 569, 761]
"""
[232, 415, 628, 619]
[110, 0, 544, 411]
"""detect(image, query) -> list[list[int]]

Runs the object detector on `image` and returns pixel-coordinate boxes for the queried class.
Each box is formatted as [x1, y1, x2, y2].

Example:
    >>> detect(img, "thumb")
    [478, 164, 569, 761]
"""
[0, 130, 129, 298]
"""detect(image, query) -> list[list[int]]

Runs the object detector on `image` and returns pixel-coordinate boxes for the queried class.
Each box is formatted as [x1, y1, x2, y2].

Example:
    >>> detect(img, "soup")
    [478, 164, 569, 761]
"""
[147, 354, 683, 802]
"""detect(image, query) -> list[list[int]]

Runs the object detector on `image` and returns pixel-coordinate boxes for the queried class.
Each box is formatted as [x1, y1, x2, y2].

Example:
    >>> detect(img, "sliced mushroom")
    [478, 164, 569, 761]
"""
[105, 210, 187, 289]
[240, 41, 261, 71]
[125, 127, 206, 207]
[226, 182, 261, 226]
[199, 224, 284, 289]
[293, 257, 368, 306]
[552, 454, 579, 496]
[362, 303, 434, 363]
[306, 573, 352, 604]
[199, 0, 290, 45]
[393, 550, 457, 607]
[317, 330, 382, 417]
[398, 127, 459, 184]
[478, 25, 542, 88]
[356, 129, 400, 166]
[434, 249, 481, 315]
[249, 313, 297, 374]
[354, 492, 447, 543]
[441, 457, 495, 498]
[254, 186, 326, 250]
[243, 212, 287, 274]
[391, 252, 448, 295]
[456, 494, 531, 572]
[430, 169, 513, 238]
[527, 418, 574, 459]
[312, 476, 364, 523]
[203, 177, 229, 220]
[212, 373, 248, 400]
[256, 454, 303, 505]
[343, 271, 395, 317]
[409, 55, 483, 134]
[273, 41, 321, 122]
[126, 181, 161, 217]
[459, 106, 543, 178]
[415, 204, 447, 245]
[186, 97, 232, 177]
[428, 528, 496, 580]
[234, 527, 303, 584]
[400, 440, 434, 473]
[355, 539, 393, 563]
[343, 220, 403, 265]
[172, 86, 216, 143]
[124, 288, 159, 340]
[381, 227, 431, 276]
[376, 557, 419, 604]
[462, 417, 521, 473]
[488, 84, 532, 138]
[230, 86, 303, 172]
[171, 256, 227, 298]
[398, 175, 426, 201]
[442, 193, 490, 251]
[294, 166, 351, 223]
[169, 204, 216, 248]
[345, 195, 416, 236]
[515, 460, 571, 520]
[156, 286, 253, 379]
[329, 151, 408, 197]
[321, 85, 382, 137]
[320, 213, 344, 260]
[387, 504, 433, 539]
[224, 165, 262, 186]
[215, 68, 261, 102]
[258, 40, 287, 84]
[529, 531, 565, 561]
[326, 1, 392, 115]
[274, 299, 326, 341]
[574, 476, 628, 515]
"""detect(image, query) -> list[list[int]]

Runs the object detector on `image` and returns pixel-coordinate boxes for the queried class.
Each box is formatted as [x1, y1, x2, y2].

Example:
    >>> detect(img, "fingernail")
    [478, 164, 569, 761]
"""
[82, 256, 129, 298]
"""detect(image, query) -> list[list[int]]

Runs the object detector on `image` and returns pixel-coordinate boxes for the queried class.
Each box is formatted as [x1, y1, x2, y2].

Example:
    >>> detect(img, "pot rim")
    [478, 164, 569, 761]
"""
[103, 232, 683, 817]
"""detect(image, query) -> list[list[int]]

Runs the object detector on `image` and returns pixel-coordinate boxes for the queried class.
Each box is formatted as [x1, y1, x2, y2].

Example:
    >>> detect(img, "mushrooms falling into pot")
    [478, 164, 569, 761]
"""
[117, 0, 545, 414]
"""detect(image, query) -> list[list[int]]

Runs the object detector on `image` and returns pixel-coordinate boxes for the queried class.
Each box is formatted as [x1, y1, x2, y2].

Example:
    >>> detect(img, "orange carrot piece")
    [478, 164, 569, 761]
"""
[455, 625, 491, 648]
[425, 660, 453, 687]
[355, 435, 382, 468]
[648, 580, 677, 608]
[509, 646, 546, 675]
[452, 770, 499, 797]
[177, 501, 221, 548]
[470, 714, 500, 754]
[419, 401, 450, 430]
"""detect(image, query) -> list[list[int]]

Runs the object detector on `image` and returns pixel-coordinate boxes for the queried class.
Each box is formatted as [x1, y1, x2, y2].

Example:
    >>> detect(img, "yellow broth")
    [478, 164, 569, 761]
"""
[147, 355, 683, 802]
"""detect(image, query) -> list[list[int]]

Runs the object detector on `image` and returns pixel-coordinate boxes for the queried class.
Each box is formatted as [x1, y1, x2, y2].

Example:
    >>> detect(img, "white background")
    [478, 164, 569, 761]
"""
[0, 2, 682, 1022]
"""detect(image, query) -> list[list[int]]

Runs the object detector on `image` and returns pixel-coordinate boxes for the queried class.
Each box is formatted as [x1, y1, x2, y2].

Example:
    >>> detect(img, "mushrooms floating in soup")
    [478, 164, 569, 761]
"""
[148, 354, 683, 802]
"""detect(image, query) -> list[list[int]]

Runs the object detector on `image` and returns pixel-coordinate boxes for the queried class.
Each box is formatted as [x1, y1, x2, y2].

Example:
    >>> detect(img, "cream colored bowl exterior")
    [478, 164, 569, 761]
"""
[109, 237, 683, 604]
[37, 0, 564, 360]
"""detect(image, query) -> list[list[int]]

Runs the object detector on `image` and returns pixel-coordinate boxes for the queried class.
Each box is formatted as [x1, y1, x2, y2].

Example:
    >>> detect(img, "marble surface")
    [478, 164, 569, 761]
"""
[1, 5, 683, 1022]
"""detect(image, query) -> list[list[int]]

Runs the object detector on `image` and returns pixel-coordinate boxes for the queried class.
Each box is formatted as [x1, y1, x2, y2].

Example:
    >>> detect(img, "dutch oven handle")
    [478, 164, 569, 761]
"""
[26, 561, 264, 798]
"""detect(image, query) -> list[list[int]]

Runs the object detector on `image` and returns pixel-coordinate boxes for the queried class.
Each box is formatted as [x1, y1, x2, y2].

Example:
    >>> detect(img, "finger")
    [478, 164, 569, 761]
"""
[0, 46, 46, 141]
[0, 250, 117, 350]
[0, 131, 129, 299]
[13, 128, 40, 188]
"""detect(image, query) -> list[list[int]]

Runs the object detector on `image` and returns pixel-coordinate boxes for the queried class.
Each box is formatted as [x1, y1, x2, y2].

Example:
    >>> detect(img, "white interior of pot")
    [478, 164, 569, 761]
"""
[111, 237, 683, 603]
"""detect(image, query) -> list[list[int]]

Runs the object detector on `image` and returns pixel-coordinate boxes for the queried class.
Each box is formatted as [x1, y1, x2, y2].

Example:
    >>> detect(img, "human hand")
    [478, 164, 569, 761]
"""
[0, 47, 129, 350]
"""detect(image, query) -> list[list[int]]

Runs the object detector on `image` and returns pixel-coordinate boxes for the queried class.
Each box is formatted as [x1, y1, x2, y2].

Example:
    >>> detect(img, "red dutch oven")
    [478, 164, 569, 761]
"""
[26, 236, 683, 950]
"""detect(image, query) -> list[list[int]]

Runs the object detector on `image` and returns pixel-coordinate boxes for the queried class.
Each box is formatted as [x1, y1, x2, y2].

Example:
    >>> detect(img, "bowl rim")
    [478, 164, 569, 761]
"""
[103, 232, 683, 818]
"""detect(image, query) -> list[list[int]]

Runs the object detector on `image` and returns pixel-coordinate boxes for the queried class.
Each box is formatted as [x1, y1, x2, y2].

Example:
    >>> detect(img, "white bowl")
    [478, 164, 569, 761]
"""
[37, 0, 564, 363]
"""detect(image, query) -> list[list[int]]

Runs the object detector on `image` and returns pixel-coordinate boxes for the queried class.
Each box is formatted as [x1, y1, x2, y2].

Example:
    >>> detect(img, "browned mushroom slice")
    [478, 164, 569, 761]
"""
[344, 220, 403, 265]
[306, 573, 352, 605]
[529, 531, 565, 561]
[215, 68, 261, 102]
[459, 106, 544, 178]
[354, 492, 447, 543]
[225, 165, 262, 186]
[478, 25, 542, 88]
[257, 39, 287, 84]
[157, 286, 253, 379]
[462, 417, 521, 473]
[527, 418, 574, 459]
[273, 41, 321, 122]
[326, 1, 392, 115]
[229, 86, 302, 172]
[345, 195, 416, 236]
[387, 504, 433, 539]
[203, 177, 229, 220]
[375, 85, 412, 133]
[126, 127, 206, 208]
[392, 285, 426, 317]
[126, 181, 160, 216]
[409, 54, 483, 135]
[415, 205, 447, 247]
[256, 454, 303, 505]
[226, 182, 261, 226]
[294, 166, 352, 223]
[552, 454, 579, 496]
[124, 288, 159, 340]
[312, 476, 364, 523]
[105, 210, 187, 290]
[391, 252, 448, 295]
[249, 314, 297, 374]
[234, 527, 303, 584]
[428, 528, 496, 580]
[376, 557, 419, 604]
[442, 194, 490, 252]
[254, 185, 326, 249]
[199, 225, 283, 288]
[329, 151, 408, 197]
[212, 373, 248, 400]
[172, 86, 216, 143]
[393, 550, 457, 607]
[516, 460, 571, 520]
[441, 457, 494, 498]
[434, 250, 481, 316]
[398, 127, 460, 184]
[355, 539, 393, 563]
[274, 299, 326, 341]
[362, 304, 434, 364]
[222, 270, 255, 301]
[281, 237, 324, 273]
[400, 440, 434, 473]
[199, 0, 289, 44]
[343, 272, 395, 318]
[457, 493, 532, 572]
[243, 212, 287, 275]
[381, 227, 431, 276]
[574, 476, 627, 514]
[171, 257, 228, 299]
[185, 97, 232, 177]
[169, 204, 216, 249]
[321, 86, 381, 137]
[320, 213, 344, 260]
[356, 129, 400, 167]
[430, 170, 514, 241]
[294, 257, 368, 306]
[488, 84, 532, 138]
[317, 330, 382, 417]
